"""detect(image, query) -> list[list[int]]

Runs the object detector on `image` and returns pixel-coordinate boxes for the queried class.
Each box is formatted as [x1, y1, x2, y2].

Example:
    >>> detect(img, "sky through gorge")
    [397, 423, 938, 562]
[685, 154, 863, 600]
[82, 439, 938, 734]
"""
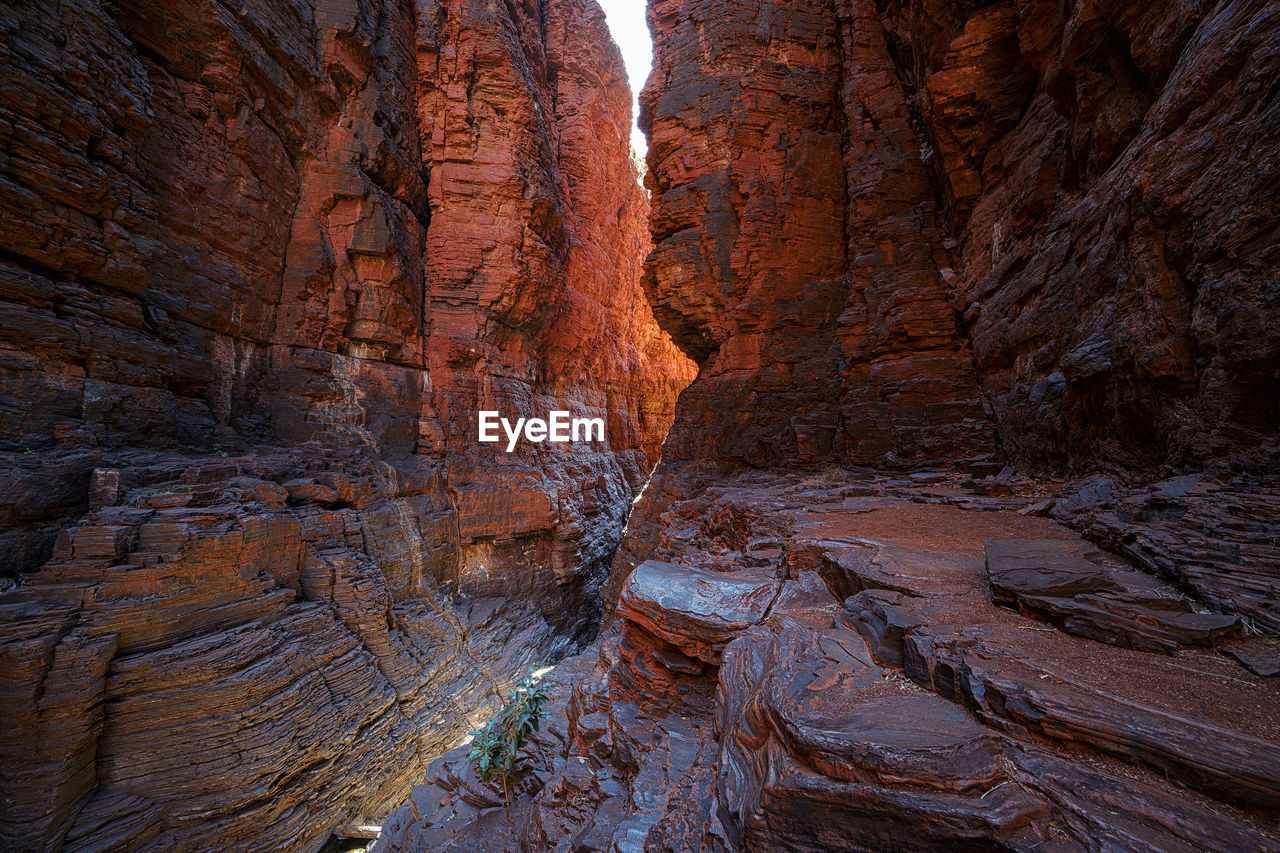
[598, 0, 652, 157]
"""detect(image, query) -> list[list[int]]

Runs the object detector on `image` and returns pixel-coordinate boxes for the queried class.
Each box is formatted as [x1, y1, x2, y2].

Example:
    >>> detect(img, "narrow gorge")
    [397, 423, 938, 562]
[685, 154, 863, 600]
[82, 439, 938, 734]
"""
[1, 0, 1277, 851]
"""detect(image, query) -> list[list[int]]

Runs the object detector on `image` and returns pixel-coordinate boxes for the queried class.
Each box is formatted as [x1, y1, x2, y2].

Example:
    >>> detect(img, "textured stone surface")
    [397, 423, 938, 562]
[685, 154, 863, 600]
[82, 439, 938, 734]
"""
[380, 476, 1280, 852]
[617, 560, 780, 663]
[0, 452, 571, 852]
[0, 0, 692, 849]
[985, 539, 1121, 603]
[5, 0, 1279, 849]
[372, 0, 1277, 846]
[570, 2, 1280, 842]
[641, 0, 995, 470]
[640, 0, 1278, 476]
[0, 0, 693, 582]
[950, 0, 1280, 472]
[1046, 466, 1280, 634]
[714, 618, 1053, 852]
[984, 538, 1241, 653]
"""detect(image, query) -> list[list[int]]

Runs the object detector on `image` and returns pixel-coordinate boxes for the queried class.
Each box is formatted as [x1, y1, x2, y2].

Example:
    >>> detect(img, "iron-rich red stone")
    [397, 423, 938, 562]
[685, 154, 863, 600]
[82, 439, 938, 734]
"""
[379, 475, 1280, 852]
[640, 0, 1279, 476]
[4, 0, 1278, 849]
[0, 0, 691, 849]
[641, 0, 995, 471]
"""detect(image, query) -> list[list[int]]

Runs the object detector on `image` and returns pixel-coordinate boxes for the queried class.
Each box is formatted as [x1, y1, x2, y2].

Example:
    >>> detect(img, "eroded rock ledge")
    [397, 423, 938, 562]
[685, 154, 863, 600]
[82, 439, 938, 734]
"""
[374, 0, 1279, 847]
[377, 473, 1280, 852]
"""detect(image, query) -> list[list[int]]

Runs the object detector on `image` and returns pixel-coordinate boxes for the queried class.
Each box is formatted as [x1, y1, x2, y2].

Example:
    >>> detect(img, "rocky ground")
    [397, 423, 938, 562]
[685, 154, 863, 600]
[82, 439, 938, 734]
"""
[375, 465, 1280, 852]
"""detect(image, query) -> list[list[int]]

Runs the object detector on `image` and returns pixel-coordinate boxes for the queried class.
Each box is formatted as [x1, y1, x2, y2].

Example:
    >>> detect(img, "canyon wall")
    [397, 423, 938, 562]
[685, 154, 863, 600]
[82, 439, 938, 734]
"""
[373, 4, 1279, 850]
[640, 0, 997, 472]
[0, 0, 692, 849]
[638, 0, 1278, 476]
[611, 0, 1279, 604]
[611, 0, 1278, 656]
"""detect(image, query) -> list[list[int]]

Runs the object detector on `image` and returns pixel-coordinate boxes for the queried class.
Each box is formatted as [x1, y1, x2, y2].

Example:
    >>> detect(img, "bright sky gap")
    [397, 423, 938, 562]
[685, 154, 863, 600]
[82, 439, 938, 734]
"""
[597, 0, 652, 158]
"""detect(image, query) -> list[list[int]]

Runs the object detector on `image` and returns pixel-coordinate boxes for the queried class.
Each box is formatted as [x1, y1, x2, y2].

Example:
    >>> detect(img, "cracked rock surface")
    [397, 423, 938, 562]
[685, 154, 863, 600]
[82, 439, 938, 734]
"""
[376, 474, 1280, 852]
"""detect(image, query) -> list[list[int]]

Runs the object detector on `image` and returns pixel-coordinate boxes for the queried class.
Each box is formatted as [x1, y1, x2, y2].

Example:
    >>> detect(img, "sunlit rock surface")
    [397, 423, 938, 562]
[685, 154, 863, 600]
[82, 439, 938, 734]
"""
[377, 0, 1280, 849]
[0, 0, 692, 849]
[3, 0, 1278, 848]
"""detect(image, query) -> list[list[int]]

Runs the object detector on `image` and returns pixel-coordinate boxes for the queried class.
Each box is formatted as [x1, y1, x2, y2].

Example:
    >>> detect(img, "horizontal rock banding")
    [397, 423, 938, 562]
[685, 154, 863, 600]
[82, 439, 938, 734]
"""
[0, 0, 692, 848]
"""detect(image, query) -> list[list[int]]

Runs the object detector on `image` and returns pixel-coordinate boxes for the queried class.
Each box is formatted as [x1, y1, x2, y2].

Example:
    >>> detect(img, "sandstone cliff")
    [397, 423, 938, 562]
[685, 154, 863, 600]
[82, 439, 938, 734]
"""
[613, 0, 1279, 624]
[0, 0, 692, 849]
[4, 0, 1278, 849]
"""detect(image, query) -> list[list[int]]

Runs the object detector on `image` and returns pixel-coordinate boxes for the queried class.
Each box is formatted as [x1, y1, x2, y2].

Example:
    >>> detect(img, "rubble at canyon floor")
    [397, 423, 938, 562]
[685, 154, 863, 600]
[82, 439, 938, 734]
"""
[373, 465, 1280, 852]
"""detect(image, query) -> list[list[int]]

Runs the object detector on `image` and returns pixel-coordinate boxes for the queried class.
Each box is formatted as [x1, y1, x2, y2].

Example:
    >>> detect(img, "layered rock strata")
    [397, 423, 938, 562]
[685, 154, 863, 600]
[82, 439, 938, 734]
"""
[641, 0, 995, 470]
[0, 0, 692, 849]
[4, 0, 1278, 848]
[641, 0, 1279, 474]
[376, 0, 1278, 849]
[378, 475, 1280, 851]
[608, 0, 1280, 695]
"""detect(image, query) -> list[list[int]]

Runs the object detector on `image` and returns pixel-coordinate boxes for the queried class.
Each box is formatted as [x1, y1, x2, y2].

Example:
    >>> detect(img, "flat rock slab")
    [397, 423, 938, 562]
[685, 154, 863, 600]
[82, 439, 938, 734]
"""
[893, 622, 1280, 813]
[716, 620, 1055, 851]
[794, 537, 979, 601]
[1225, 647, 1280, 677]
[769, 570, 843, 627]
[1022, 593, 1240, 654]
[985, 539, 1240, 653]
[984, 539, 1120, 603]
[618, 561, 781, 663]
[1049, 476, 1280, 635]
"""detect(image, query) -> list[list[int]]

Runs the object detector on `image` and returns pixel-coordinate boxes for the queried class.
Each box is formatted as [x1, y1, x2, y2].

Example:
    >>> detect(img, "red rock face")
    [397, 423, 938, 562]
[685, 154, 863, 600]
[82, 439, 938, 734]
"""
[642, 0, 1278, 475]
[642, 0, 995, 470]
[3, 0, 1277, 848]
[909, 0, 1280, 472]
[364, 1, 1274, 850]
[0, 0, 691, 849]
[613, 0, 1279, 644]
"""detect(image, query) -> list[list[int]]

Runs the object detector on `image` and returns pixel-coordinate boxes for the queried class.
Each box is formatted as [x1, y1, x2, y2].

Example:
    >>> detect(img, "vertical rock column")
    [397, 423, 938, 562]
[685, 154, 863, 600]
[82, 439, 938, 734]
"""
[641, 0, 994, 471]
[833, 0, 993, 462]
[415, 0, 694, 632]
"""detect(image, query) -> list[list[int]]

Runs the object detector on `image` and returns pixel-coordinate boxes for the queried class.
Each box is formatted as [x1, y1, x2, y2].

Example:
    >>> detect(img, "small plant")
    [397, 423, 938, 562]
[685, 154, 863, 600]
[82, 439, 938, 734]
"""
[467, 669, 554, 804]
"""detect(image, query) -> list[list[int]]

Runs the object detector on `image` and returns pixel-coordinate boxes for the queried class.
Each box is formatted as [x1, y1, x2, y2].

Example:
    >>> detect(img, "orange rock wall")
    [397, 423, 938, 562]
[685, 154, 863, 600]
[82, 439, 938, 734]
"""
[0, 0, 692, 849]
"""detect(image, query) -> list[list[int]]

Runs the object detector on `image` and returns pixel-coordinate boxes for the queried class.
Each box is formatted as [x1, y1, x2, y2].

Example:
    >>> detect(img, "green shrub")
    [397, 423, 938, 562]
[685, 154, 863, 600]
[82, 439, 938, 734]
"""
[467, 669, 554, 795]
